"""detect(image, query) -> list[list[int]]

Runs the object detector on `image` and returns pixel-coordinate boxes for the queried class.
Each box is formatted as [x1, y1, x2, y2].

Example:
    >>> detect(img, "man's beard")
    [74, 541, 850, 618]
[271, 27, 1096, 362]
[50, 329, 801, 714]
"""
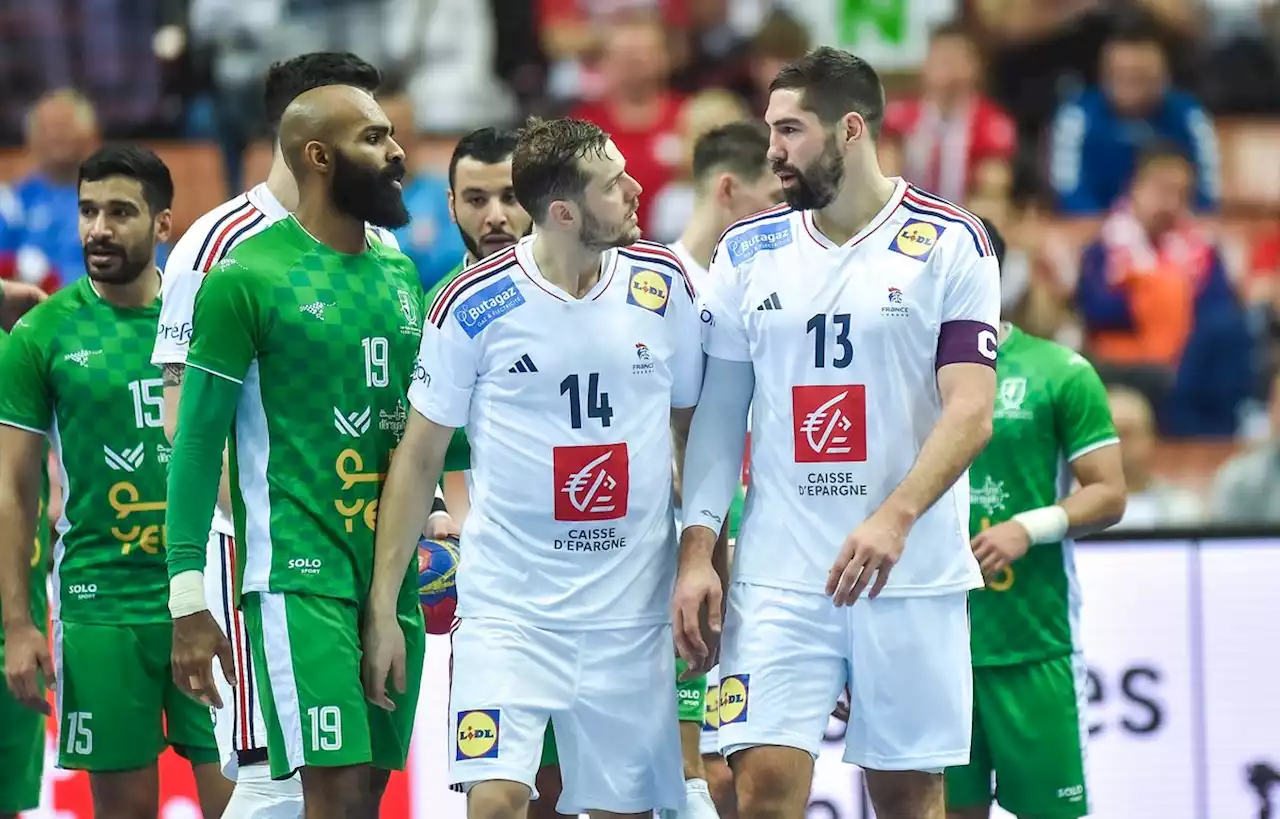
[332, 149, 410, 229]
[579, 203, 638, 251]
[83, 235, 153, 285]
[775, 135, 845, 211]
[459, 222, 530, 262]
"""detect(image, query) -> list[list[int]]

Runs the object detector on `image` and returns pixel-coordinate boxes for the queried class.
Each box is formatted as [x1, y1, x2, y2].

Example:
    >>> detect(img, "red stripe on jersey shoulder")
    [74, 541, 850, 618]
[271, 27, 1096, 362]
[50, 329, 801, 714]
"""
[620, 241, 696, 300]
[199, 200, 261, 272]
[427, 247, 519, 326]
[902, 188, 993, 257]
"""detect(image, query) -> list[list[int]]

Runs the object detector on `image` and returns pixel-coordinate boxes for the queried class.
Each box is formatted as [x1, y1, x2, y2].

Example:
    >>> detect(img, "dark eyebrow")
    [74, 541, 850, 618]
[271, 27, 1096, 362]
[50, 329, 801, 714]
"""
[79, 198, 140, 210]
[770, 117, 805, 129]
[607, 170, 624, 187]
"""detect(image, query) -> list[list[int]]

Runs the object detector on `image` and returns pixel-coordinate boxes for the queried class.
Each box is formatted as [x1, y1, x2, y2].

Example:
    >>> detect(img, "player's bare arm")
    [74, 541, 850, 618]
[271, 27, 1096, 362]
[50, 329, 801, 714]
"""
[829, 362, 996, 606]
[973, 443, 1126, 579]
[0, 424, 55, 713]
[363, 407, 453, 711]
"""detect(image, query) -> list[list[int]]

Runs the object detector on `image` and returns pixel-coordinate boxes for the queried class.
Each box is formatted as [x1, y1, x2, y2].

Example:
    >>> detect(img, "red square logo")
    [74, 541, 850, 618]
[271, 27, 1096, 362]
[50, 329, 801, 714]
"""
[791, 385, 867, 463]
[553, 443, 630, 521]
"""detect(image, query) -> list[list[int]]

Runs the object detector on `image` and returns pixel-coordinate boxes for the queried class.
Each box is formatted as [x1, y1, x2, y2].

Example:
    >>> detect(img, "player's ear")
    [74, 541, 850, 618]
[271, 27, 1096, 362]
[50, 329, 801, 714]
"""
[304, 140, 330, 174]
[547, 199, 575, 231]
[716, 173, 735, 208]
[152, 208, 172, 245]
[841, 112, 865, 146]
[446, 189, 458, 225]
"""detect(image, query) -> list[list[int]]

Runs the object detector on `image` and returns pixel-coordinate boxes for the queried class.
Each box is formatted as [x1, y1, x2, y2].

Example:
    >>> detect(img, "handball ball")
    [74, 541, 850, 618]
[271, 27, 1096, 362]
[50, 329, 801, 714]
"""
[418, 536, 459, 635]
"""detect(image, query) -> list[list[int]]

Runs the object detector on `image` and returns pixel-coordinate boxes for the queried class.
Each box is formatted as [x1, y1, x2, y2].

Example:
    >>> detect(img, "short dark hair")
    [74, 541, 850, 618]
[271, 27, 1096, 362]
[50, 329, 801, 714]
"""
[1134, 138, 1191, 177]
[78, 143, 173, 214]
[769, 46, 885, 138]
[448, 127, 520, 189]
[1106, 14, 1166, 49]
[979, 216, 1006, 268]
[511, 117, 611, 222]
[691, 121, 771, 185]
[262, 52, 382, 132]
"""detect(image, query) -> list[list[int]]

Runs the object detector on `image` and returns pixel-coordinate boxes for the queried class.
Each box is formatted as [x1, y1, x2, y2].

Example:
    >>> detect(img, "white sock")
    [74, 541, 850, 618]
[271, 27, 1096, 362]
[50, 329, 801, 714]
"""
[682, 778, 721, 819]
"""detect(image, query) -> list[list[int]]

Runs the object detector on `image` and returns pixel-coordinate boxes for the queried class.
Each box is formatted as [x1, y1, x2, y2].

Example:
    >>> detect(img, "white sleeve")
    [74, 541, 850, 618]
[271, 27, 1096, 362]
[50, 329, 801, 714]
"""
[699, 245, 750, 362]
[407, 312, 479, 429]
[681, 356, 753, 534]
[151, 230, 206, 367]
[667, 267, 704, 409]
[936, 238, 1001, 368]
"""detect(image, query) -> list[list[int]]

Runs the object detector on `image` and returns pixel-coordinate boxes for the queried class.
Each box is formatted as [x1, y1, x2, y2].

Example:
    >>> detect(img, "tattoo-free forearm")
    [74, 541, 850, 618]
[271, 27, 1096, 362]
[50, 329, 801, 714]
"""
[0, 430, 43, 630]
[881, 395, 992, 524]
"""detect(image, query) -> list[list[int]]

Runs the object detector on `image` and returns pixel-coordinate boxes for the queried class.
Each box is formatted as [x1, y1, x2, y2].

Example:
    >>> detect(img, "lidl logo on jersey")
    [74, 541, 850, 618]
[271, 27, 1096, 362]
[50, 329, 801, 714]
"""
[971, 475, 1010, 516]
[333, 406, 372, 437]
[454, 276, 526, 338]
[63, 349, 103, 367]
[995, 376, 1033, 420]
[397, 289, 420, 336]
[103, 443, 145, 472]
[456, 709, 500, 760]
[719, 674, 749, 725]
[553, 443, 629, 522]
[626, 267, 672, 316]
[633, 342, 654, 375]
[727, 222, 793, 266]
[791, 385, 867, 464]
[889, 219, 944, 261]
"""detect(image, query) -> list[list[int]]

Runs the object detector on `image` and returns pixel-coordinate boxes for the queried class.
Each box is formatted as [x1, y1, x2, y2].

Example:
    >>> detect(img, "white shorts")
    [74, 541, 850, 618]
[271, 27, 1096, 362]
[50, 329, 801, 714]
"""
[718, 582, 972, 772]
[449, 618, 685, 814]
[221, 762, 304, 818]
[700, 664, 720, 757]
[206, 530, 270, 779]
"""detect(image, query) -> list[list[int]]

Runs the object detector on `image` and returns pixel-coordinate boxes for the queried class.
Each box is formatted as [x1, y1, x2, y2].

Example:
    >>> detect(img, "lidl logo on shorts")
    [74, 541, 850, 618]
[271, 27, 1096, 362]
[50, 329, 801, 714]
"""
[719, 674, 749, 725]
[456, 709, 500, 760]
[627, 267, 672, 316]
[727, 222, 792, 266]
[454, 277, 526, 338]
[889, 220, 944, 261]
[703, 683, 720, 731]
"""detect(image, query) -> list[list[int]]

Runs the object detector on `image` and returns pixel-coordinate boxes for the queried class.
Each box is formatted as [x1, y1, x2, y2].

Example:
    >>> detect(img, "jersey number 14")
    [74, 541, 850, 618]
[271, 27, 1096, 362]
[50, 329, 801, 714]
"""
[560, 373, 614, 429]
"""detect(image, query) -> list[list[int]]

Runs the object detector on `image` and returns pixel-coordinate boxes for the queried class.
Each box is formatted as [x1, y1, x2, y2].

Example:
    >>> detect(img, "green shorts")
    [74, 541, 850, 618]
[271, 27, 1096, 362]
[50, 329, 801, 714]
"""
[0, 639, 45, 812]
[242, 591, 425, 780]
[536, 655, 707, 770]
[54, 620, 218, 772]
[945, 653, 1089, 818]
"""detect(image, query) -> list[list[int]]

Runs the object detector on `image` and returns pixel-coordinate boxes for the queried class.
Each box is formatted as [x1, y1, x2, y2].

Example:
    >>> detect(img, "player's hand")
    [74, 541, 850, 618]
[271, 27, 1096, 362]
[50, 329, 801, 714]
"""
[425, 511, 460, 540]
[827, 510, 908, 606]
[171, 611, 234, 708]
[0, 281, 47, 329]
[672, 557, 723, 677]
[971, 520, 1031, 581]
[3, 622, 55, 714]
[362, 612, 406, 712]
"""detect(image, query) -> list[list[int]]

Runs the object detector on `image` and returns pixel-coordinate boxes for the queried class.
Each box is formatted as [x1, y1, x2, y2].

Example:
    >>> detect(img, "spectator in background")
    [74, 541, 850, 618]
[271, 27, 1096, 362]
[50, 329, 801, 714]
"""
[1050, 19, 1219, 215]
[648, 90, 750, 243]
[743, 8, 810, 116]
[0, 90, 99, 292]
[880, 22, 1017, 205]
[1210, 371, 1280, 526]
[1075, 142, 1246, 432]
[1107, 386, 1205, 530]
[572, 14, 684, 236]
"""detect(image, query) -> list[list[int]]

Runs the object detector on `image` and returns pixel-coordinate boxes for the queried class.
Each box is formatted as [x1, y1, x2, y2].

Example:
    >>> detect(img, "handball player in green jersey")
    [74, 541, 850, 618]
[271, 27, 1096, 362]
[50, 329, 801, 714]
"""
[0, 145, 229, 818]
[164, 86, 425, 819]
[945, 219, 1127, 819]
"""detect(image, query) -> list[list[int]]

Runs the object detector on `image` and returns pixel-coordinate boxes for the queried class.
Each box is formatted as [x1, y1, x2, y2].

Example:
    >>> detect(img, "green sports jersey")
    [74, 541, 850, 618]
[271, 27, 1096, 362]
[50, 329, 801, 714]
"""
[0, 280, 169, 624]
[424, 260, 472, 474]
[187, 217, 423, 602]
[968, 325, 1119, 666]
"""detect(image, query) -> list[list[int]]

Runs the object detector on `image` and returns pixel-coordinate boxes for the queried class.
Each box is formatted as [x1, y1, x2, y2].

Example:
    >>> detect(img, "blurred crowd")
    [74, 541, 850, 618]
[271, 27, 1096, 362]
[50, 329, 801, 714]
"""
[2, 0, 1280, 530]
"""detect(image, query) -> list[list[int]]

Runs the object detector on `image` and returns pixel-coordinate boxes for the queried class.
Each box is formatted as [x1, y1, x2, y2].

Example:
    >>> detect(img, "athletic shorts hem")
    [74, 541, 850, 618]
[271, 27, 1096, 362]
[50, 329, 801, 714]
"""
[721, 733, 820, 760]
[55, 754, 163, 773]
[996, 798, 1089, 819]
[729, 575, 980, 598]
[842, 747, 969, 772]
[560, 794, 680, 814]
[452, 770, 539, 795]
[171, 743, 221, 766]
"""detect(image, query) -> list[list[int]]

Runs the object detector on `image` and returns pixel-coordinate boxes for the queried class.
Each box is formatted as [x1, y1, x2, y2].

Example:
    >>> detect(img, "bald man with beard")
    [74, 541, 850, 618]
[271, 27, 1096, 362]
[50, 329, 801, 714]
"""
[164, 85, 426, 819]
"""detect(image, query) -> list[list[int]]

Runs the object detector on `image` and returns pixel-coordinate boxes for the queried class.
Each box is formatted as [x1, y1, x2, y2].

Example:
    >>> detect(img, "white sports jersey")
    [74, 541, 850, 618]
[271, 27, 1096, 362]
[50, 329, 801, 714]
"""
[409, 234, 703, 628]
[697, 181, 999, 598]
[669, 240, 709, 289]
[152, 183, 399, 535]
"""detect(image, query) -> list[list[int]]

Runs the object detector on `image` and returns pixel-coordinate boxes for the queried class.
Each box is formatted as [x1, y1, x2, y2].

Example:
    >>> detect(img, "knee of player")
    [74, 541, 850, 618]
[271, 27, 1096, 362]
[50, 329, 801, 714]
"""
[467, 780, 533, 819]
[731, 751, 809, 818]
[864, 769, 944, 816]
[703, 758, 736, 815]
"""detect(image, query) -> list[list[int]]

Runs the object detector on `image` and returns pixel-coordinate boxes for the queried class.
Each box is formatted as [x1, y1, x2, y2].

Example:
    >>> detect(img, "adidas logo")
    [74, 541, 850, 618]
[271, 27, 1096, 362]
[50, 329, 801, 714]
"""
[508, 354, 538, 374]
[333, 406, 372, 437]
[755, 292, 783, 311]
[104, 443, 145, 472]
[64, 349, 103, 367]
[300, 301, 335, 320]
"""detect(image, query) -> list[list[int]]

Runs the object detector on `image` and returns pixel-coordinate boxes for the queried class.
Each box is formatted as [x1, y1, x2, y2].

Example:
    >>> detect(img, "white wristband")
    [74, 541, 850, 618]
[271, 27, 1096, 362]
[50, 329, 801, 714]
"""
[168, 570, 208, 619]
[1012, 505, 1070, 545]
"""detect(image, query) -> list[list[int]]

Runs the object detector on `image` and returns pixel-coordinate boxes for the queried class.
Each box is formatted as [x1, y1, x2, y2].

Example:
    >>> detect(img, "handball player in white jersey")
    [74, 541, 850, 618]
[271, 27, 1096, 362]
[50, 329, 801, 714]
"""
[674, 47, 1000, 819]
[364, 117, 703, 819]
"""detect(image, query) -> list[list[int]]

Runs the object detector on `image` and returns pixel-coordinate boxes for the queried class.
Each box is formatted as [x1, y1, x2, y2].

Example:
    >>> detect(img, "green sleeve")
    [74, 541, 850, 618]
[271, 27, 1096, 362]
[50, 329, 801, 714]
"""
[1054, 353, 1120, 462]
[0, 319, 52, 434]
[165, 368, 240, 577]
[187, 260, 265, 382]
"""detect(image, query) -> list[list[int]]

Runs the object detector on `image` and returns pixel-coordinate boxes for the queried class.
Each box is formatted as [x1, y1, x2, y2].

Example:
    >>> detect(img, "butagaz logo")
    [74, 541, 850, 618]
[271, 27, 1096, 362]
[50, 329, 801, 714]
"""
[158, 322, 192, 345]
[888, 219, 943, 261]
[104, 443, 145, 472]
[412, 361, 430, 386]
[299, 301, 335, 320]
[881, 287, 909, 318]
[455, 276, 526, 338]
[755, 292, 783, 311]
[971, 475, 1010, 516]
[287, 557, 322, 575]
[333, 406, 372, 437]
[995, 377, 1032, 420]
[508, 353, 538, 374]
[553, 443, 630, 522]
[156, 443, 173, 464]
[633, 342, 654, 375]
[379, 400, 408, 441]
[727, 223, 793, 266]
[64, 349, 102, 367]
[791, 385, 868, 463]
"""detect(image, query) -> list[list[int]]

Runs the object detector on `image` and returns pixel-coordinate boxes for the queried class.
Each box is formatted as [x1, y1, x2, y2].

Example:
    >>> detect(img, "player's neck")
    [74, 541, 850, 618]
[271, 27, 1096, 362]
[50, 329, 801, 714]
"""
[264, 153, 300, 211]
[679, 205, 724, 269]
[531, 233, 602, 299]
[94, 266, 161, 309]
[294, 198, 367, 255]
[811, 168, 897, 246]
